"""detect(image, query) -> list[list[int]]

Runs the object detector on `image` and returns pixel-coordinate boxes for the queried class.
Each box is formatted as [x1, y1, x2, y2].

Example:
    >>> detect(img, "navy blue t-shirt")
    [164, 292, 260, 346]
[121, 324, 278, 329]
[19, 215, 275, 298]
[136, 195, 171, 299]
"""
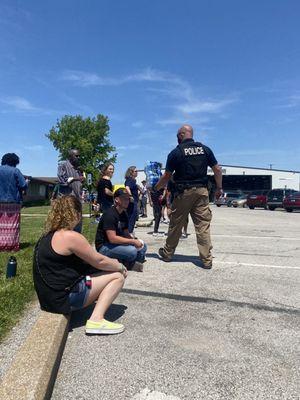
[165, 139, 218, 174]
[125, 177, 139, 202]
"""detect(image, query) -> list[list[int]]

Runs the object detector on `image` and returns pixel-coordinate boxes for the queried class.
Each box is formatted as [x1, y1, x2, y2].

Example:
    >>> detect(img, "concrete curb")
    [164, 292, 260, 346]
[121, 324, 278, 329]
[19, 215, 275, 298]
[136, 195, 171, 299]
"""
[0, 311, 69, 400]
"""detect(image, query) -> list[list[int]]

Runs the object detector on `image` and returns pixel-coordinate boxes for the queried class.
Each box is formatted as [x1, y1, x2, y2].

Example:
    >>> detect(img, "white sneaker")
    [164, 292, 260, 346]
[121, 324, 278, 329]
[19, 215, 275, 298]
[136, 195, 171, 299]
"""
[153, 232, 164, 238]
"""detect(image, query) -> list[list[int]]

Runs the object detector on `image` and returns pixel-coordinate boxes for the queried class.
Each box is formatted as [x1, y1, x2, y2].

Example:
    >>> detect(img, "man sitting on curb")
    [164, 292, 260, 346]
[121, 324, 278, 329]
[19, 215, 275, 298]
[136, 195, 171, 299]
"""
[95, 188, 147, 272]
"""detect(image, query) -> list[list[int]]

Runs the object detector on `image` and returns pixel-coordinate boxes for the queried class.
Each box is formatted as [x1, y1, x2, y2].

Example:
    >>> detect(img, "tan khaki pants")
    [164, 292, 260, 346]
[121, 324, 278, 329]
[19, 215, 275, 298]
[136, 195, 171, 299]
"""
[164, 187, 212, 267]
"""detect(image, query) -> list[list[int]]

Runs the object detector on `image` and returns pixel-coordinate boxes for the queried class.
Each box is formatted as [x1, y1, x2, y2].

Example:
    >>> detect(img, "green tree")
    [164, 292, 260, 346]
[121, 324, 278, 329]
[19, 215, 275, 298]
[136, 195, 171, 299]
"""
[46, 114, 116, 184]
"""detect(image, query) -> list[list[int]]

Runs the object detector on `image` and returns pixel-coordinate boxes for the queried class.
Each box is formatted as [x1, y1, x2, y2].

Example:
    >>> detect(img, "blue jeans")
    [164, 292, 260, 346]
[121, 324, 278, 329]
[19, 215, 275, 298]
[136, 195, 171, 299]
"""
[69, 278, 90, 311]
[99, 242, 147, 268]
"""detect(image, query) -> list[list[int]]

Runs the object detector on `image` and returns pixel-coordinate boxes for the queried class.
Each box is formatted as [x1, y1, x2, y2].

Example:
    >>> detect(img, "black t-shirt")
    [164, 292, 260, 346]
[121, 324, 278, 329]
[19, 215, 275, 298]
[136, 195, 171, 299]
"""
[97, 179, 113, 207]
[95, 206, 129, 250]
[165, 139, 218, 173]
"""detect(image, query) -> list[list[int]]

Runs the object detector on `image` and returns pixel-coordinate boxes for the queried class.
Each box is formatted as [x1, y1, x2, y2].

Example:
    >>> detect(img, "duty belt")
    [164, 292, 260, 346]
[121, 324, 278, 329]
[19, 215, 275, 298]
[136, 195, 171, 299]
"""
[174, 182, 206, 194]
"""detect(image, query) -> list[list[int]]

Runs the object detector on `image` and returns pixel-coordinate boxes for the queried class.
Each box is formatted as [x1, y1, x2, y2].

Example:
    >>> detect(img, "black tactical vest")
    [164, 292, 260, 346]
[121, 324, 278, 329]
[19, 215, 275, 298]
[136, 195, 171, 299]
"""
[173, 140, 209, 187]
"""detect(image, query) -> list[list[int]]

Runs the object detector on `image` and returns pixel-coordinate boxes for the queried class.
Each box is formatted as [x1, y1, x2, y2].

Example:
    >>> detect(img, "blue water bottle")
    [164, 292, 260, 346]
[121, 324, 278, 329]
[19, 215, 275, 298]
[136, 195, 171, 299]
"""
[6, 256, 17, 278]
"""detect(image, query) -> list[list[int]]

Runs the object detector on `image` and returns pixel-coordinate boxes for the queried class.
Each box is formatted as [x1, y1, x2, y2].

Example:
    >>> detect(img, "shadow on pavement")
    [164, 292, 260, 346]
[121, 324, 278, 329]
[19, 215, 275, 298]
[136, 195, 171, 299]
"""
[122, 288, 300, 316]
[147, 252, 203, 267]
[69, 303, 127, 330]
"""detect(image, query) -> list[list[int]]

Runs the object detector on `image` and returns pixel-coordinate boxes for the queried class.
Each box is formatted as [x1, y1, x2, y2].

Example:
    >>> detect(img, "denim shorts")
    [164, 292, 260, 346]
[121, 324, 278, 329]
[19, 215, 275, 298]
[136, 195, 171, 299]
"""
[68, 278, 91, 311]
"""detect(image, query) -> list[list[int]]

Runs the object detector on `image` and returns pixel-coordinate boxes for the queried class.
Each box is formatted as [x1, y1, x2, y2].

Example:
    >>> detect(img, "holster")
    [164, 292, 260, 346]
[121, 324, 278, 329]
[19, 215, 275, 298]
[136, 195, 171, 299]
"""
[173, 183, 186, 197]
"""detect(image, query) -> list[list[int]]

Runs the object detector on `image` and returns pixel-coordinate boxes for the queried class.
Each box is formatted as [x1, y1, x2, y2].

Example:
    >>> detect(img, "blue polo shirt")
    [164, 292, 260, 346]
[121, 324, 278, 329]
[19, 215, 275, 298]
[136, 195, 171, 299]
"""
[0, 165, 27, 203]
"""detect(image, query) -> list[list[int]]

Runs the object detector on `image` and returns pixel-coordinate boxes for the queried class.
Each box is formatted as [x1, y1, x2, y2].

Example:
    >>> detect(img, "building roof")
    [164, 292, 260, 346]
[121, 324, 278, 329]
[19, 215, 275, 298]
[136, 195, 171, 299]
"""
[24, 176, 58, 185]
[220, 164, 300, 173]
[138, 164, 300, 174]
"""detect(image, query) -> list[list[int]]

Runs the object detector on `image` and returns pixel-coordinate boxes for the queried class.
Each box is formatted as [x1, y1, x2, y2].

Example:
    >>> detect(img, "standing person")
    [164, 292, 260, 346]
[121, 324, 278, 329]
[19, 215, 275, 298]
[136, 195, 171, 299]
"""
[0, 153, 27, 252]
[50, 183, 59, 204]
[155, 125, 223, 269]
[161, 186, 169, 223]
[96, 163, 114, 212]
[124, 166, 139, 234]
[91, 199, 101, 222]
[57, 149, 85, 232]
[95, 188, 147, 272]
[144, 161, 163, 236]
[33, 195, 126, 335]
[148, 187, 164, 237]
[139, 180, 148, 218]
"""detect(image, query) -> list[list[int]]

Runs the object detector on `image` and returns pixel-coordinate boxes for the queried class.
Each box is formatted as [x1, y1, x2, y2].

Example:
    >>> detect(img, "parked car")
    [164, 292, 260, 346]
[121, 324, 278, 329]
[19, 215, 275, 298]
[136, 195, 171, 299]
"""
[215, 191, 244, 207]
[231, 194, 248, 208]
[283, 191, 300, 212]
[247, 190, 269, 209]
[267, 188, 297, 210]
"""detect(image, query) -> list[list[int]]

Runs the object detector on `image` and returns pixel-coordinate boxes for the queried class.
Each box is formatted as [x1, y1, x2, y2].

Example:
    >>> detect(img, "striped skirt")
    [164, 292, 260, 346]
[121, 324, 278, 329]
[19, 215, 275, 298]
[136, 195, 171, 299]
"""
[0, 203, 21, 252]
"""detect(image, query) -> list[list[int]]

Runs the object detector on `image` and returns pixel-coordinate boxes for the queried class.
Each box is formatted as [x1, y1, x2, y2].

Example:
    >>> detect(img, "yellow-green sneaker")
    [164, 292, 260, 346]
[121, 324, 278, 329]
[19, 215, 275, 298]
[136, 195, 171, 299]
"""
[85, 319, 124, 335]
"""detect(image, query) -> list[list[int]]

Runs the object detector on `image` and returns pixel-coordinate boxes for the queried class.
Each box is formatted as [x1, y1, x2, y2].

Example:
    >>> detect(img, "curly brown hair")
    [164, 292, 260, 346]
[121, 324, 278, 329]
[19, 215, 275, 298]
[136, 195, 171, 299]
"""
[44, 195, 82, 233]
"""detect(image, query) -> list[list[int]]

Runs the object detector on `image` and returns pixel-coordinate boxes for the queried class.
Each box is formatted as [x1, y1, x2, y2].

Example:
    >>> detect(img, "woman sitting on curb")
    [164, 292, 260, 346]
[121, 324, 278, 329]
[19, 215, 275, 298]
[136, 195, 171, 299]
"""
[33, 195, 127, 335]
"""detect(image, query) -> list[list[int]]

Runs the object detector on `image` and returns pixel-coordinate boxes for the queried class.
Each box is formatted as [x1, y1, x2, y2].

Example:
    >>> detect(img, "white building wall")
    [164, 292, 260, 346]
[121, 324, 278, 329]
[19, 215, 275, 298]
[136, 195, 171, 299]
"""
[136, 171, 147, 186]
[266, 171, 299, 190]
[137, 165, 300, 190]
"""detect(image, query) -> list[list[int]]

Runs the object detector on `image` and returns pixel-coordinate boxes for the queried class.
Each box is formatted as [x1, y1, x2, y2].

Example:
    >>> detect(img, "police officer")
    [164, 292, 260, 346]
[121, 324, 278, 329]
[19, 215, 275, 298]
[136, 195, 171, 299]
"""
[155, 124, 223, 269]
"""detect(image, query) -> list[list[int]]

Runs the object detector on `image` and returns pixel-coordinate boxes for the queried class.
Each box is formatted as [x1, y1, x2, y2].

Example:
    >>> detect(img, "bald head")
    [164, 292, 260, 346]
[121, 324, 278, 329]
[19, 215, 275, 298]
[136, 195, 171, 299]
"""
[68, 149, 80, 167]
[69, 149, 79, 157]
[177, 124, 193, 144]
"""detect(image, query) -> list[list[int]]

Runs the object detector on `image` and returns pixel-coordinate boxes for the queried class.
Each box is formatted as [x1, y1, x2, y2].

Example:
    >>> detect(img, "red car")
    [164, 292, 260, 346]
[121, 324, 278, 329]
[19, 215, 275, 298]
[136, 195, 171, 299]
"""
[247, 190, 269, 209]
[283, 191, 300, 212]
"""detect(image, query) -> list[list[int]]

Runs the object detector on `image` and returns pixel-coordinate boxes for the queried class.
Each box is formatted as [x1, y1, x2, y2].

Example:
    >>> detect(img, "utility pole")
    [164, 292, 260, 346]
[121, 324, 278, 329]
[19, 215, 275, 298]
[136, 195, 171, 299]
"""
[269, 164, 274, 170]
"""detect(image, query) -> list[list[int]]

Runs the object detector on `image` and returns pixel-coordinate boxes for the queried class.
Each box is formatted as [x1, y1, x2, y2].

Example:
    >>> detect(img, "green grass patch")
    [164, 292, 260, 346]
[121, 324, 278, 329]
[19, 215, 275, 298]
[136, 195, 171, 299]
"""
[21, 205, 51, 215]
[0, 207, 98, 342]
[21, 203, 91, 215]
[82, 203, 92, 215]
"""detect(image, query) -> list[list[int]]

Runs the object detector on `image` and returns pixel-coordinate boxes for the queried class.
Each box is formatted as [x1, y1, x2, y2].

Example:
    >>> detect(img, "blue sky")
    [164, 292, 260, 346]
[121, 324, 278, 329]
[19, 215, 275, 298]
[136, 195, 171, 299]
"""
[1, 0, 300, 182]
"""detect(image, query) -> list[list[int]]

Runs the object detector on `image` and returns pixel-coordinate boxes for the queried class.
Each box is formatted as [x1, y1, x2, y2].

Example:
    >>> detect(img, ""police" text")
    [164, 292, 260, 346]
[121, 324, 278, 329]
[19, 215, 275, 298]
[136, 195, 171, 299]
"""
[184, 147, 204, 156]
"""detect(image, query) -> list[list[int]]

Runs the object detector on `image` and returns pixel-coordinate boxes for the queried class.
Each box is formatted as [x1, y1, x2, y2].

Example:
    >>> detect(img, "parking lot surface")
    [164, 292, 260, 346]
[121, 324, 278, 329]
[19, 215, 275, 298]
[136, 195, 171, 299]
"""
[52, 207, 300, 400]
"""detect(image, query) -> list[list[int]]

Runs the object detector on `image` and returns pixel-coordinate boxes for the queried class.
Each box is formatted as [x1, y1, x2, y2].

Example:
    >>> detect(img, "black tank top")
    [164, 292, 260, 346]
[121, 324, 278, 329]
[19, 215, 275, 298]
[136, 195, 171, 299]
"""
[33, 232, 88, 314]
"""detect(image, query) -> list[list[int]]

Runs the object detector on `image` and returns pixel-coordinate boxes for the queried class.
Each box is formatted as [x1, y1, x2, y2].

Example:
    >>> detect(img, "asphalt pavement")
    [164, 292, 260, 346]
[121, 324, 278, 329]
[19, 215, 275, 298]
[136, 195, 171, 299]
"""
[51, 206, 300, 400]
